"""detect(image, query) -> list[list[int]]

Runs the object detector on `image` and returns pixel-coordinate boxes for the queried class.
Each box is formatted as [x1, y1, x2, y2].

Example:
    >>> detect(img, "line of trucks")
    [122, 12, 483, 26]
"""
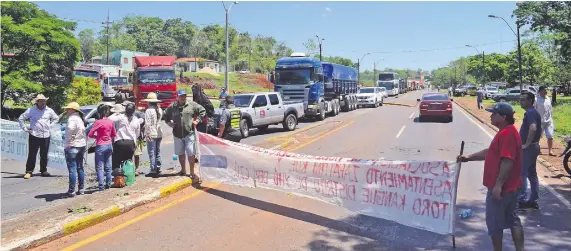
[72, 53, 421, 141]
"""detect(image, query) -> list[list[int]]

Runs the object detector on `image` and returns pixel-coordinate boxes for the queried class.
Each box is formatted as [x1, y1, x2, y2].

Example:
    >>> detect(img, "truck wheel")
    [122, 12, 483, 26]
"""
[240, 119, 249, 138]
[335, 101, 340, 115]
[256, 125, 269, 132]
[341, 100, 349, 112]
[374, 99, 379, 108]
[317, 106, 326, 121]
[380, 98, 384, 106]
[283, 114, 297, 131]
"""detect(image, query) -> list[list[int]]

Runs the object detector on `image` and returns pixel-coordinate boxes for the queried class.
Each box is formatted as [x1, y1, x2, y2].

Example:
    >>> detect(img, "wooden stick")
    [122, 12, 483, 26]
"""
[452, 141, 465, 249]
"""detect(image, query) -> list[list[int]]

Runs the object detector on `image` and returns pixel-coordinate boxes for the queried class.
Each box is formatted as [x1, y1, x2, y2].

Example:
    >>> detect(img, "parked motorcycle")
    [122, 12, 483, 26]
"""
[561, 136, 571, 176]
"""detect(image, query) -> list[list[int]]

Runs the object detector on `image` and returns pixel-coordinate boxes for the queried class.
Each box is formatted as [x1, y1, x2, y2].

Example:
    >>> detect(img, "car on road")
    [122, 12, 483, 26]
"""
[231, 92, 305, 138]
[378, 87, 389, 98]
[417, 93, 453, 122]
[492, 88, 525, 102]
[465, 86, 478, 96]
[454, 85, 469, 96]
[357, 87, 384, 108]
[483, 86, 499, 99]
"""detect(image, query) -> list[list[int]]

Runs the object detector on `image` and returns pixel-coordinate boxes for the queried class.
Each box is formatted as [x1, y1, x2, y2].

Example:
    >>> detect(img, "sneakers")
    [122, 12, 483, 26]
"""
[41, 172, 51, 177]
[24, 173, 32, 179]
[23, 172, 50, 179]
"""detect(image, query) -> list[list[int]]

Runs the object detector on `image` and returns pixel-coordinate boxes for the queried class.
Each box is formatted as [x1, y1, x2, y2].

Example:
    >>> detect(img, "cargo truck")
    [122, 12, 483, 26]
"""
[269, 53, 358, 121]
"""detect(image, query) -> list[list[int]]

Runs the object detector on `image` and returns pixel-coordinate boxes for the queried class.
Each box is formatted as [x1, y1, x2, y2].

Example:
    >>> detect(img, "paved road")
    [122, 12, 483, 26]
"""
[28, 90, 571, 250]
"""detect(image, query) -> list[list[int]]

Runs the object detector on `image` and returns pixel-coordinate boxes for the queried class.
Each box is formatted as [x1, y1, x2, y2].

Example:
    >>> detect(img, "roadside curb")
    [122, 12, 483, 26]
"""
[2, 177, 193, 251]
[453, 100, 570, 184]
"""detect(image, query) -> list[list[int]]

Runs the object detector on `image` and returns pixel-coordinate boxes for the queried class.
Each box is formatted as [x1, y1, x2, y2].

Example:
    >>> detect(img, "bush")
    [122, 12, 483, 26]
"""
[67, 76, 102, 106]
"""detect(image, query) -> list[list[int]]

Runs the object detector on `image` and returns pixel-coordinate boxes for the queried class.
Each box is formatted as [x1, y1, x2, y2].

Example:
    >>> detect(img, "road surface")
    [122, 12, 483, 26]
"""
[31, 91, 571, 251]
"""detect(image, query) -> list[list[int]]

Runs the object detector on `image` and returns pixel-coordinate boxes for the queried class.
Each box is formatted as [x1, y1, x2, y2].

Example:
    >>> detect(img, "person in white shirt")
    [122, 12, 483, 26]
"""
[142, 93, 164, 176]
[62, 102, 87, 197]
[534, 86, 555, 156]
[109, 103, 141, 171]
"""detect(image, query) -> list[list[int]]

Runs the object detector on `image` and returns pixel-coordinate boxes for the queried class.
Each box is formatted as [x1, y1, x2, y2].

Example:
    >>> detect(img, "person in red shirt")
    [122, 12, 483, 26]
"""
[458, 102, 524, 251]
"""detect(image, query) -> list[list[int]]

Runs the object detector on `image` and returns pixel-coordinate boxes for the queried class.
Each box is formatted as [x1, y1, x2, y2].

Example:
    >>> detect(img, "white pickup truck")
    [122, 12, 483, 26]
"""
[231, 92, 305, 138]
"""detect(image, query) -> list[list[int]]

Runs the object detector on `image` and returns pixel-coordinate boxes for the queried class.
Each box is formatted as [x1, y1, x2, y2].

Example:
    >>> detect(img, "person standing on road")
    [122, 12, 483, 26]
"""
[142, 93, 163, 176]
[18, 94, 59, 179]
[477, 88, 484, 109]
[109, 103, 140, 172]
[448, 86, 453, 97]
[458, 102, 524, 251]
[88, 104, 116, 191]
[216, 96, 241, 142]
[192, 84, 215, 133]
[62, 102, 88, 197]
[518, 92, 542, 210]
[114, 93, 145, 175]
[163, 90, 206, 184]
[535, 86, 555, 156]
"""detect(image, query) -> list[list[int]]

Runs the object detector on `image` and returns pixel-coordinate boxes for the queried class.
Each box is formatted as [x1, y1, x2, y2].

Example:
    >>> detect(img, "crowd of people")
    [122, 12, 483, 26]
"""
[458, 86, 555, 251]
[17, 86, 240, 198]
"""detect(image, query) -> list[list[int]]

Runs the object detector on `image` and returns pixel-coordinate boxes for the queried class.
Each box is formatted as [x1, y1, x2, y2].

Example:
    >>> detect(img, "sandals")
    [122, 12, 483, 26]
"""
[190, 174, 202, 185]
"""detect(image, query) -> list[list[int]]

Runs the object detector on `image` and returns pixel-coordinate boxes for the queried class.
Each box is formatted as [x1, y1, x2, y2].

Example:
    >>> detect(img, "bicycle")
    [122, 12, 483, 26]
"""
[560, 136, 571, 176]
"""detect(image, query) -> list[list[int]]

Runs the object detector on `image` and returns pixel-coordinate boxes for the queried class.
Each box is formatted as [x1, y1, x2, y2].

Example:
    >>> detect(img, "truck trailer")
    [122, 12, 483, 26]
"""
[269, 53, 358, 121]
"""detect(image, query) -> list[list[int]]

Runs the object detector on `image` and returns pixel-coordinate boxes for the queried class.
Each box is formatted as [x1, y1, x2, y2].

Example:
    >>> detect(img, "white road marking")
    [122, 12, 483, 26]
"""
[409, 112, 415, 119]
[456, 103, 571, 209]
[395, 125, 406, 138]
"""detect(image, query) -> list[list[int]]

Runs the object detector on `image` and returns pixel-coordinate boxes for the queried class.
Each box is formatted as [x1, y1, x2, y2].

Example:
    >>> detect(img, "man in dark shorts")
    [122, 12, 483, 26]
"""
[458, 102, 524, 251]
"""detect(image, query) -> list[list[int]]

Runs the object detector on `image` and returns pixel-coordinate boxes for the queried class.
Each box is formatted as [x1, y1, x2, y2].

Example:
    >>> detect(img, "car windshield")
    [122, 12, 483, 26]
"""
[138, 71, 176, 84]
[234, 95, 254, 108]
[108, 77, 128, 86]
[486, 87, 498, 91]
[359, 88, 375, 94]
[275, 69, 311, 85]
[423, 94, 449, 101]
[74, 70, 99, 79]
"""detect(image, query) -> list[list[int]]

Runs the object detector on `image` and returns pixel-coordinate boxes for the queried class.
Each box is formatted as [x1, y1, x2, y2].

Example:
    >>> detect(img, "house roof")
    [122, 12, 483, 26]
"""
[175, 57, 218, 63]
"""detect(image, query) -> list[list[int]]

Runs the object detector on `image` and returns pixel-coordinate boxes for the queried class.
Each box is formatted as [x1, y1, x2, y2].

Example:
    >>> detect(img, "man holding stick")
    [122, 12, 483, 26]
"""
[458, 102, 524, 251]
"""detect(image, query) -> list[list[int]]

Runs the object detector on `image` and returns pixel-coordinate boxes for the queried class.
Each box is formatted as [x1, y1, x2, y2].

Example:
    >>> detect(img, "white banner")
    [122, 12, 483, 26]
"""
[1, 119, 67, 169]
[198, 133, 460, 235]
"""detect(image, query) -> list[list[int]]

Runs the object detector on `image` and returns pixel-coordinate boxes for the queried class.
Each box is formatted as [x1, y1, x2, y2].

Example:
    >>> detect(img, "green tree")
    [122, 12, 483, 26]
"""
[505, 41, 553, 86]
[78, 29, 99, 62]
[1, 1, 80, 110]
[67, 77, 102, 105]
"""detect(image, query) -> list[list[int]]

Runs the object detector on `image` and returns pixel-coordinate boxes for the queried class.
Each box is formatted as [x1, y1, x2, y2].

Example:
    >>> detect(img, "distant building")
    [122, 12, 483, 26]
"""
[101, 50, 150, 74]
[89, 56, 102, 64]
[175, 57, 220, 73]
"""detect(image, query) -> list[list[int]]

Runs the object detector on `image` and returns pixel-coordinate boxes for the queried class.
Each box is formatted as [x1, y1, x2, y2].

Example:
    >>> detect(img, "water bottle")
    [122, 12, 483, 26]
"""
[459, 209, 472, 218]
[172, 154, 178, 161]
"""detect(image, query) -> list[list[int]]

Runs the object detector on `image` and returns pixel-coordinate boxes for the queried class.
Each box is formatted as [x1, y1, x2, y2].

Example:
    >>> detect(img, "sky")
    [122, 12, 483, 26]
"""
[35, 1, 524, 72]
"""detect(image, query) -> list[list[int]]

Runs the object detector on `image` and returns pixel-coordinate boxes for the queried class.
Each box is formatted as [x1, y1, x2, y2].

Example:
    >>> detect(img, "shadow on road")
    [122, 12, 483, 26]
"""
[414, 117, 451, 124]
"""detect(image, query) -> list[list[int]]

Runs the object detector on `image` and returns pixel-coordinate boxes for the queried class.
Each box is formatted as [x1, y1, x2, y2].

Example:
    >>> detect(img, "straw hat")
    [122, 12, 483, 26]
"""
[63, 102, 84, 115]
[142, 92, 162, 103]
[32, 94, 49, 104]
[110, 104, 125, 113]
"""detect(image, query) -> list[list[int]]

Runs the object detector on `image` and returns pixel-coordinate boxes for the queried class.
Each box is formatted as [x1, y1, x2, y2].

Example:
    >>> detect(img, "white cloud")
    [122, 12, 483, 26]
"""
[325, 7, 331, 12]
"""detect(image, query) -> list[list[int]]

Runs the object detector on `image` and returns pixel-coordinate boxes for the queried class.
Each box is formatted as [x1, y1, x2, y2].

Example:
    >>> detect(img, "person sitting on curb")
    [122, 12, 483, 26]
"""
[163, 89, 206, 184]
[458, 102, 524, 251]
[18, 94, 59, 179]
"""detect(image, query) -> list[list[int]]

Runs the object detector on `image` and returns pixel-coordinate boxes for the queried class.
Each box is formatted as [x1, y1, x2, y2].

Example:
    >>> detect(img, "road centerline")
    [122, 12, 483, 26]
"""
[395, 125, 406, 138]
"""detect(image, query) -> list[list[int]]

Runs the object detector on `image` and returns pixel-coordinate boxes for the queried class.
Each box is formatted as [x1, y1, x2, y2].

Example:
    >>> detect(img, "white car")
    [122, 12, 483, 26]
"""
[378, 87, 389, 98]
[484, 86, 499, 99]
[357, 87, 384, 108]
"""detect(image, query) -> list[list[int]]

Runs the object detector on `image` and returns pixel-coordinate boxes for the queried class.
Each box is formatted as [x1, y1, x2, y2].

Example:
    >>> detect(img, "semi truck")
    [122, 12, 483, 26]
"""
[269, 52, 358, 121]
[377, 72, 402, 96]
[121, 56, 178, 110]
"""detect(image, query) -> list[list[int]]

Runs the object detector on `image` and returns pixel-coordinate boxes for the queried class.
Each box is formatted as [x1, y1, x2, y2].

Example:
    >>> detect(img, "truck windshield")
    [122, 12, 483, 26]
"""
[276, 69, 311, 85]
[74, 70, 99, 79]
[138, 71, 176, 84]
[359, 88, 375, 94]
[234, 95, 254, 108]
[378, 81, 395, 90]
[378, 73, 395, 81]
[108, 77, 128, 86]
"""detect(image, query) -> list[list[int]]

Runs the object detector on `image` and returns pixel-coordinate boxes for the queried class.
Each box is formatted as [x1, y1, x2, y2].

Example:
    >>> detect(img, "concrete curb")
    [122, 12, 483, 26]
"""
[2, 177, 194, 251]
[453, 100, 571, 184]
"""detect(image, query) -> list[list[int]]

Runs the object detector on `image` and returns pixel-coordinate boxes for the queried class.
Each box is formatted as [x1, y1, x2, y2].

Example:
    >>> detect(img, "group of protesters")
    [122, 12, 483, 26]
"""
[458, 86, 555, 251]
[17, 85, 241, 198]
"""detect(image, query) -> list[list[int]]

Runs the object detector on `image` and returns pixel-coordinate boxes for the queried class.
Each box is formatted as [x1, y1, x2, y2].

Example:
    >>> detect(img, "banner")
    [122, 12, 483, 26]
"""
[198, 133, 460, 235]
[1, 119, 67, 169]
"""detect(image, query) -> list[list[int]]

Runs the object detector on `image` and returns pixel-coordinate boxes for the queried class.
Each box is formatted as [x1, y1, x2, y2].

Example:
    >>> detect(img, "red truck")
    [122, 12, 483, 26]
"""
[123, 56, 178, 110]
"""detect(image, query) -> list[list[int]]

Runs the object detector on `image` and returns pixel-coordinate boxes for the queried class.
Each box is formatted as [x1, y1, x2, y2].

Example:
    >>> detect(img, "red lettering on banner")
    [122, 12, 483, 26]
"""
[366, 168, 454, 200]
[255, 170, 269, 184]
[275, 157, 283, 172]
[361, 188, 406, 211]
[290, 160, 308, 174]
[311, 163, 359, 183]
[313, 179, 356, 201]
[412, 198, 449, 220]
[232, 162, 250, 180]
[274, 173, 291, 187]
[298, 176, 308, 191]
[442, 162, 451, 178]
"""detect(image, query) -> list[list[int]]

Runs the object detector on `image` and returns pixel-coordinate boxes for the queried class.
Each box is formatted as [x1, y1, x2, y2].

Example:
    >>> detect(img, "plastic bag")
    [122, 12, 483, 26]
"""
[122, 160, 136, 186]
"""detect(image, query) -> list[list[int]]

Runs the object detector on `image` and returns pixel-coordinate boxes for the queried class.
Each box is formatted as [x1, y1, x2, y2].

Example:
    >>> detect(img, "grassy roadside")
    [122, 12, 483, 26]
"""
[178, 72, 272, 98]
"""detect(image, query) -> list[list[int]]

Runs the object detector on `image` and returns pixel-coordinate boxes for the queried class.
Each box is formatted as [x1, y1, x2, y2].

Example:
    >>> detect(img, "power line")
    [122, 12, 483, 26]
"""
[328, 40, 517, 54]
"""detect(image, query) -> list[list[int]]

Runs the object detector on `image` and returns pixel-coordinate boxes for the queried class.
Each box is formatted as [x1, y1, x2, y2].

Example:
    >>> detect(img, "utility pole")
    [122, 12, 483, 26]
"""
[248, 39, 252, 72]
[105, 9, 110, 64]
[315, 35, 324, 61]
[482, 51, 486, 85]
[488, 15, 523, 92]
[223, 1, 239, 92]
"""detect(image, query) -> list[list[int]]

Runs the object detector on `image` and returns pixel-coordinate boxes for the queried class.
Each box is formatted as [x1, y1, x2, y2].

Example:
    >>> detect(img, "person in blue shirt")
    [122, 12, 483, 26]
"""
[518, 92, 542, 210]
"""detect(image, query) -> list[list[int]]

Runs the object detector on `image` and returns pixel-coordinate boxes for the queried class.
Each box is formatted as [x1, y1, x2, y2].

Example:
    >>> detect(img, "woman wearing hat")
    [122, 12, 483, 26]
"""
[142, 93, 164, 176]
[62, 102, 88, 197]
[88, 104, 116, 191]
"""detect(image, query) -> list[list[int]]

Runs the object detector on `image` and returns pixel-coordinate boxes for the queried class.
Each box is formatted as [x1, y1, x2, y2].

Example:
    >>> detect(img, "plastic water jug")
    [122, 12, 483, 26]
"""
[459, 209, 472, 218]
